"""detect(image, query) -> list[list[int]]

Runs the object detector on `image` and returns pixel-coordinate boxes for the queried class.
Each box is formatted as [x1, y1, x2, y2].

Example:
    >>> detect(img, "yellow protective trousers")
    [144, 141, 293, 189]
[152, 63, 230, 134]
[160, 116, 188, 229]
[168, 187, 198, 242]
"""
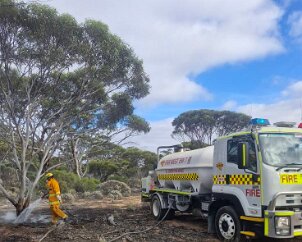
[50, 204, 68, 224]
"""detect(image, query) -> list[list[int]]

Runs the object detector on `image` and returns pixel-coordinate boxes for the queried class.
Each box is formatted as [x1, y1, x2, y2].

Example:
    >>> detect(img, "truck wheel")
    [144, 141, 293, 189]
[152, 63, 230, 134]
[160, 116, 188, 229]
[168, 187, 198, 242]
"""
[151, 195, 174, 220]
[215, 206, 241, 241]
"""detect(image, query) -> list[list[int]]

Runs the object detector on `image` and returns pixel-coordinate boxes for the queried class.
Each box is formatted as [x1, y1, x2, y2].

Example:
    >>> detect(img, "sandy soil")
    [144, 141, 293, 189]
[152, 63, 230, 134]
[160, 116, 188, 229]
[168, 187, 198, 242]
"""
[0, 196, 302, 242]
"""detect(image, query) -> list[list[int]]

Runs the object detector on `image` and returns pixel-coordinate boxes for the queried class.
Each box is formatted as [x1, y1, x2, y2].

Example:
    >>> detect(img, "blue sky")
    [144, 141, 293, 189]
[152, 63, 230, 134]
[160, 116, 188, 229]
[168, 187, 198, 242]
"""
[44, 0, 302, 151]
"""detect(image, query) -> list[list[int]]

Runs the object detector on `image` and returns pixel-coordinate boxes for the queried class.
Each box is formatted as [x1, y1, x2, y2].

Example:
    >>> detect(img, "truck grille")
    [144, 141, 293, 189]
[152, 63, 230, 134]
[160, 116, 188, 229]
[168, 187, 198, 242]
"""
[276, 194, 302, 209]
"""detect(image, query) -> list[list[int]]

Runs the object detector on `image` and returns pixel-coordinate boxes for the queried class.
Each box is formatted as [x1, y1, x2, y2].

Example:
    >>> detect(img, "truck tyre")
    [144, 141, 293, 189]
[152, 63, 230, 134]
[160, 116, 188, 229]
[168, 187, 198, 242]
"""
[151, 195, 174, 220]
[215, 206, 242, 241]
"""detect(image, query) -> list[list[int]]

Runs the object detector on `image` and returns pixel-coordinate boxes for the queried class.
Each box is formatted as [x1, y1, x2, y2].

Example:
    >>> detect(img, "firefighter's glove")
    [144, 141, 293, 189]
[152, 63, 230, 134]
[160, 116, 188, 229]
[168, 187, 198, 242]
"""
[57, 195, 62, 204]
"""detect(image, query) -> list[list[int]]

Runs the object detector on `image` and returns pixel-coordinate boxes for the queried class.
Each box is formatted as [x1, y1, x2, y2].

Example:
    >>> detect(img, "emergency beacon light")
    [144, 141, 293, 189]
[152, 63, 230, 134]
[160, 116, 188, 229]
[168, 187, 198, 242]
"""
[250, 118, 270, 126]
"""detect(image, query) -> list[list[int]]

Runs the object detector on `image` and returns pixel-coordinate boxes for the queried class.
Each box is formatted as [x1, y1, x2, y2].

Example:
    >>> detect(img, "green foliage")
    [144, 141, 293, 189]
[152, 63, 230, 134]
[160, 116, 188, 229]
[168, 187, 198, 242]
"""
[74, 177, 100, 193]
[0, 141, 9, 161]
[107, 175, 128, 183]
[182, 141, 209, 150]
[172, 109, 251, 147]
[121, 147, 156, 176]
[38, 169, 100, 193]
[0, 164, 18, 190]
[125, 115, 150, 133]
[87, 145, 157, 182]
[100, 93, 134, 129]
[88, 160, 119, 182]
[52, 170, 78, 193]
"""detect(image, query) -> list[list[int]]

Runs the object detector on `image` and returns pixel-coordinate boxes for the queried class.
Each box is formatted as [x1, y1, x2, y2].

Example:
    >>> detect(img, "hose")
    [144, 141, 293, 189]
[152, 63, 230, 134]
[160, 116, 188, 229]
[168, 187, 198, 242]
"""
[108, 207, 172, 242]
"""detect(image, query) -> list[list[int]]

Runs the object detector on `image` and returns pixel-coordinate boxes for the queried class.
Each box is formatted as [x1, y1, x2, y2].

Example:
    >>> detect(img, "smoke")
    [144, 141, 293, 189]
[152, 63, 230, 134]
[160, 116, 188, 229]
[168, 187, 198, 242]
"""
[0, 198, 50, 224]
[29, 214, 50, 223]
[1, 211, 16, 223]
[14, 198, 42, 224]
[0, 211, 50, 224]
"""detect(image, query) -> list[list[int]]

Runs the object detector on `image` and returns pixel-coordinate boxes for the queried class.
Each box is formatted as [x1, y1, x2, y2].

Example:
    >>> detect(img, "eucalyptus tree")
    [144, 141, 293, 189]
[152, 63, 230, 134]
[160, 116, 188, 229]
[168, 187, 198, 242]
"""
[0, 0, 149, 214]
[65, 111, 150, 178]
[215, 110, 251, 137]
[172, 109, 251, 147]
[87, 145, 156, 182]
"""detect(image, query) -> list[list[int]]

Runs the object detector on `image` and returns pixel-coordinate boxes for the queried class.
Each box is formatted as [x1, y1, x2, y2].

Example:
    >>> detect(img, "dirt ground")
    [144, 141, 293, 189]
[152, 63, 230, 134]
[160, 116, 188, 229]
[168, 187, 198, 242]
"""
[1, 196, 302, 242]
[0, 196, 216, 242]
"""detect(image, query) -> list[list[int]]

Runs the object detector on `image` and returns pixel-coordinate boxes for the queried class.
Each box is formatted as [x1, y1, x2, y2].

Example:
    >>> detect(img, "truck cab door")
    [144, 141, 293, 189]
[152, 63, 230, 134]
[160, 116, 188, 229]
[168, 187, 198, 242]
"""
[214, 135, 262, 217]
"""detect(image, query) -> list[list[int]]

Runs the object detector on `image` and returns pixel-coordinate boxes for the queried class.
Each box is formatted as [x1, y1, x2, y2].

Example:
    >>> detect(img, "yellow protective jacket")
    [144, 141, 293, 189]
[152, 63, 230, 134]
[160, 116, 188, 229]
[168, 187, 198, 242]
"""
[46, 178, 61, 205]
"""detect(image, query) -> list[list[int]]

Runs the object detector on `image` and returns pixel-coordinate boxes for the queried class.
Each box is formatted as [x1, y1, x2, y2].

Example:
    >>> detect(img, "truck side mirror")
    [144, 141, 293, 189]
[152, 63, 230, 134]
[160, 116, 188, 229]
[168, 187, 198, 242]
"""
[238, 142, 249, 169]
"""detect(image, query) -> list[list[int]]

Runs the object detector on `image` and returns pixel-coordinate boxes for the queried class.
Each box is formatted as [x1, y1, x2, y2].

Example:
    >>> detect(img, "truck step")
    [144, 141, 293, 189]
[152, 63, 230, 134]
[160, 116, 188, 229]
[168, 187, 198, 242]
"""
[240, 231, 255, 237]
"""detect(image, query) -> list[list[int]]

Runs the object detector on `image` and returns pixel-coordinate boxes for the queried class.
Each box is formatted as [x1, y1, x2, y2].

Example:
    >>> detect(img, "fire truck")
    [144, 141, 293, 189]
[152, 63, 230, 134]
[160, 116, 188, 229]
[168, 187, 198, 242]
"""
[141, 118, 302, 240]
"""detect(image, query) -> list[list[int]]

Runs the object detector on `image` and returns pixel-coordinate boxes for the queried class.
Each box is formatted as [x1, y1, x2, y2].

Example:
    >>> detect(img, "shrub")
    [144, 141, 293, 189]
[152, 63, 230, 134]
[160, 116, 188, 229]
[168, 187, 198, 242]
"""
[75, 192, 84, 199]
[91, 191, 103, 199]
[108, 174, 128, 183]
[69, 189, 77, 195]
[62, 193, 75, 203]
[82, 192, 91, 198]
[108, 190, 123, 200]
[74, 177, 100, 193]
[98, 180, 131, 197]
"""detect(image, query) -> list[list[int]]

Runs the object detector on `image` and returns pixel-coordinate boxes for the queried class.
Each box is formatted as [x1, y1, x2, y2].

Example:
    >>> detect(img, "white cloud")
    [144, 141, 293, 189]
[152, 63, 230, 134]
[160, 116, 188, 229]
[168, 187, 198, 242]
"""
[282, 81, 302, 97]
[288, 11, 302, 39]
[238, 81, 302, 124]
[48, 0, 284, 106]
[126, 118, 176, 152]
[221, 100, 238, 110]
[238, 98, 302, 124]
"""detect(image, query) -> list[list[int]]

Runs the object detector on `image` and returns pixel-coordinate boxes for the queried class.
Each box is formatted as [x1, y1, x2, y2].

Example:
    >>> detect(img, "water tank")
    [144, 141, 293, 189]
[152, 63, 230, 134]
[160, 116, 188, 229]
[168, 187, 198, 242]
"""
[156, 146, 214, 194]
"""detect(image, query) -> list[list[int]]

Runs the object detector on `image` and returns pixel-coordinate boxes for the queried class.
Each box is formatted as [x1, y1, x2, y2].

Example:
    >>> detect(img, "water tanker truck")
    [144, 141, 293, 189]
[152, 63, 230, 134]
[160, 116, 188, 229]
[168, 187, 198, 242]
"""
[141, 118, 302, 240]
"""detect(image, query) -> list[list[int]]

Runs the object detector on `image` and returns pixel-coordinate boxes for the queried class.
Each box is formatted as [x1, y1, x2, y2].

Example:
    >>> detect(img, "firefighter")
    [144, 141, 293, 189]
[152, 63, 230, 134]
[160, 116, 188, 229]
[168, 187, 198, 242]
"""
[45, 172, 68, 224]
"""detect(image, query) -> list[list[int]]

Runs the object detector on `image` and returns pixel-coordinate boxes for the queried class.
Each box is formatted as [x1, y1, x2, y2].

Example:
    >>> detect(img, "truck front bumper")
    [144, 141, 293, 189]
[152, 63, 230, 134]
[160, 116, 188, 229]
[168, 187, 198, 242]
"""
[264, 210, 302, 238]
[265, 191, 302, 238]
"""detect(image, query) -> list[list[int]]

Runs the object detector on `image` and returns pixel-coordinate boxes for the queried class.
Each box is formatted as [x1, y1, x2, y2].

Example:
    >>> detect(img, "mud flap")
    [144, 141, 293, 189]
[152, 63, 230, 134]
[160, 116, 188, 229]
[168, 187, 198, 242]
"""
[208, 213, 216, 234]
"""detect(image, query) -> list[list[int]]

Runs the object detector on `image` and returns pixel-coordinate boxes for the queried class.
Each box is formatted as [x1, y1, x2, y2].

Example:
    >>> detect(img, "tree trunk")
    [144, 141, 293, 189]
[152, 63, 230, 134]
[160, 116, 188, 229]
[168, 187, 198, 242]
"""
[71, 138, 83, 179]
[15, 197, 30, 216]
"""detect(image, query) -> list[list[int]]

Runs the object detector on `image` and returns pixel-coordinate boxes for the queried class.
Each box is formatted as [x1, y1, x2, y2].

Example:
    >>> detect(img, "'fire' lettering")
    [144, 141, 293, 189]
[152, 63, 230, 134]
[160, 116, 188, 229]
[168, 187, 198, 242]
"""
[281, 174, 299, 184]
[246, 189, 260, 197]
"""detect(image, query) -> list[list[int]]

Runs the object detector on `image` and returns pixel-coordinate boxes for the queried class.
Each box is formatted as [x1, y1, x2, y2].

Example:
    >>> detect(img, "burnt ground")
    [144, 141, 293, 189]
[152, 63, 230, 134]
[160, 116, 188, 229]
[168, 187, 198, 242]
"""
[1, 196, 302, 242]
[0, 196, 216, 242]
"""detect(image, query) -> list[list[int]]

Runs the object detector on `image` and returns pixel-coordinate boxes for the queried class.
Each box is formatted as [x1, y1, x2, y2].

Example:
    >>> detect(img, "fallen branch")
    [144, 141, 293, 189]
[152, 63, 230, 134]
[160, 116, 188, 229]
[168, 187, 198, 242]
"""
[38, 223, 65, 242]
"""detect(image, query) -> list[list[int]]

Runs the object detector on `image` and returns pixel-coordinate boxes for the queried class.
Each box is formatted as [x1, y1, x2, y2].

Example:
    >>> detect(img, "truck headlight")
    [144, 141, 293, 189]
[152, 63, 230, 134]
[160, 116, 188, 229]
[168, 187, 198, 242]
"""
[275, 216, 290, 236]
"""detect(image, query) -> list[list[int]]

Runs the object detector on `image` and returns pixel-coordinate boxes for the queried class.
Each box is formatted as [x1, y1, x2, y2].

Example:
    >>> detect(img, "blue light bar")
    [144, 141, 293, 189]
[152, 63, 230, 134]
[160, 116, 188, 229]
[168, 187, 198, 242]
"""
[250, 118, 270, 126]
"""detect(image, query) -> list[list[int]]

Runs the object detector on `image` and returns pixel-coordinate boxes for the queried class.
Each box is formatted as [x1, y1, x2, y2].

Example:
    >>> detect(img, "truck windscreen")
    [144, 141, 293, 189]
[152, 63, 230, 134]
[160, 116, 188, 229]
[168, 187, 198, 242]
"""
[259, 133, 302, 166]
